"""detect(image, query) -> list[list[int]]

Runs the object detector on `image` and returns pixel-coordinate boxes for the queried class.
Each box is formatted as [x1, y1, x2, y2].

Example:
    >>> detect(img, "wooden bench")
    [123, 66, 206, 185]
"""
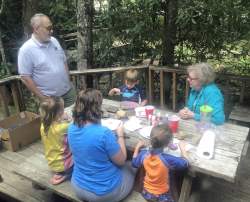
[229, 105, 250, 125]
[229, 104, 250, 156]
[0, 141, 146, 202]
[0, 149, 54, 202]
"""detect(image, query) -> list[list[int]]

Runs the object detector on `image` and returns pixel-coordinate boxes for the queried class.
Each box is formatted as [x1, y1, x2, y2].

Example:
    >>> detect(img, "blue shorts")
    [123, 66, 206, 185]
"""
[142, 188, 175, 202]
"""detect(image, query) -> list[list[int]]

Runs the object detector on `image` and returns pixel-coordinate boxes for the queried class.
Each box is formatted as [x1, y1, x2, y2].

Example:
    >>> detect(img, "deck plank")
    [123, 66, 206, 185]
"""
[0, 150, 54, 202]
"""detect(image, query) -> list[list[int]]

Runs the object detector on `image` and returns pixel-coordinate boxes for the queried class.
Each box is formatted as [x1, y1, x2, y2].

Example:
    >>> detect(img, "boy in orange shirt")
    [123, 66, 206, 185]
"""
[132, 124, 189, 202]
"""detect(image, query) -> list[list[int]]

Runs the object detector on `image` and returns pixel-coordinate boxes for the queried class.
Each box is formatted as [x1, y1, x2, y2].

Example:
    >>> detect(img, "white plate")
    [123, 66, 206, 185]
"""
[101, 119, 122, 131]
[124, 117, 142, 131]
[139, 126, 153, 139]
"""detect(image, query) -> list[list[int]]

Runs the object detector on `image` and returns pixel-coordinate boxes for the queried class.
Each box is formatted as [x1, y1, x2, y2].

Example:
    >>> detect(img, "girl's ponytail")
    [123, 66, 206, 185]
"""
[39, 96, 63, 134]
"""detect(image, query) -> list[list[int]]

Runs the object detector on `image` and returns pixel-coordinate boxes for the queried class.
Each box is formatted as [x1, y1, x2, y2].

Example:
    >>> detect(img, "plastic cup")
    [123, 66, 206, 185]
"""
[145, 106, 155, 118]
[200, 105, 213, 123]
[168, 115, 180, 133]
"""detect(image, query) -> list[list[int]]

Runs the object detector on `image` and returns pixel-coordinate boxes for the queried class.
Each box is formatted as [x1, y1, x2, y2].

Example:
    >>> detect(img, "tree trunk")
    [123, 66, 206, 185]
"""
[76, 0, 94, 70]
[162, 0, 178, 65]
[22, 0, 38, 40]
[0, 28, 6, 65]
[0, 0, 8, 73]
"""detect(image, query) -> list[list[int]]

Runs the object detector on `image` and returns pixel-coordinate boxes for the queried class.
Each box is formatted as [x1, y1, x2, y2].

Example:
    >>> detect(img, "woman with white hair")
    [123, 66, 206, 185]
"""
[179, 63, 225, 125]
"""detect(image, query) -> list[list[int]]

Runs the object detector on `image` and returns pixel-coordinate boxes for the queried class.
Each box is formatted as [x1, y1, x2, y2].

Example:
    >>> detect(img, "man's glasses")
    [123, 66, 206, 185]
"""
[44, 25, 53, 31]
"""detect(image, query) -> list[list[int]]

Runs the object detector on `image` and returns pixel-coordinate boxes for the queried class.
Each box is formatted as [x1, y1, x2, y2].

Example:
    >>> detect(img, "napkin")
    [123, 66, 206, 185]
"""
[124, 117, 142, 131]
[101, 119, 122, 131]
[139, 126, 153, 139]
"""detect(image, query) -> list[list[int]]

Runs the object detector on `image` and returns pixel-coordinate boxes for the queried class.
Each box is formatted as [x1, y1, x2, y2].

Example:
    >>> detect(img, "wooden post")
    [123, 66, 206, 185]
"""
[71, 75, 77, 89]
[93, 74, 99, 89]
[17, 81, 26, 111]
[178, 174, 193, 202]
[145, 68, 149, 100]
[160, 70, 164, 108]
[109, 72, 113, 90]
[240, 80, 245, 104]
[172, 72, 177, 111]
[148, 68, 153, 104]
[0, 85, 10, 117]
[10, 82, 21, 113]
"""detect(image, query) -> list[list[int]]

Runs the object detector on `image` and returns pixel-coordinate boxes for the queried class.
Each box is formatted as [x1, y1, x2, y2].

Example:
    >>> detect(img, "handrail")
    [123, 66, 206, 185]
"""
[0, 65, 149, 118]
[70, 64, 148, 75]
[149, 65, 250, 111]
[0, 64, 249, 119]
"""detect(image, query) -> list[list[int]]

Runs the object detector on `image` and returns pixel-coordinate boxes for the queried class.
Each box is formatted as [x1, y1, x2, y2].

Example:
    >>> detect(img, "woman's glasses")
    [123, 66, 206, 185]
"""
[187, 76, 199, 81]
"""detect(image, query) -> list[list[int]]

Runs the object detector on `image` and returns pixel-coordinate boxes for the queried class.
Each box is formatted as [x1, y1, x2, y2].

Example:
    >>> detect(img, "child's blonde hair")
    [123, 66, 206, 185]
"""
[150, 124, 172, 149]
[39, 96, 64, 134]
[124, 69, 138, 83]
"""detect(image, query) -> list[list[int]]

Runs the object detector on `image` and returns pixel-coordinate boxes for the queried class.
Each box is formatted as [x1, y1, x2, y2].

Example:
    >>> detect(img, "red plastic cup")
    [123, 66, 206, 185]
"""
[145, 106, 155, 118]
[168, 115, 180, 133]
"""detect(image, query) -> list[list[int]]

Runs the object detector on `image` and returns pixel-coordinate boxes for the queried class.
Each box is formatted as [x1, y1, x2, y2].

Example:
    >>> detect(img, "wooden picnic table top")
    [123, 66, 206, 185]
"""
[3, 99, 248, 202]
[70, 99, 250, 183]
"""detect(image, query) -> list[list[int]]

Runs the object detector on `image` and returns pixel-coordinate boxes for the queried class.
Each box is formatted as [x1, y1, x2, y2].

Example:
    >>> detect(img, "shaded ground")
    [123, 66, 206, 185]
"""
[198, 144, 250, 202]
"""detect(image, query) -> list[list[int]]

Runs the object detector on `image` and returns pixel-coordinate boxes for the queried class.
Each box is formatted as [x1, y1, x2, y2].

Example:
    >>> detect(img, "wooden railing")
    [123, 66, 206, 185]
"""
[0, 65, 149, 118]
[149, 65, 250, 111]
[0, 64, 250, 119]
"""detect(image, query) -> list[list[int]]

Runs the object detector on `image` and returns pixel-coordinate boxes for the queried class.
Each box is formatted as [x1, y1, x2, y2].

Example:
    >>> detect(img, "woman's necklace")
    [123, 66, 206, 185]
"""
[192, 88, 203, 112]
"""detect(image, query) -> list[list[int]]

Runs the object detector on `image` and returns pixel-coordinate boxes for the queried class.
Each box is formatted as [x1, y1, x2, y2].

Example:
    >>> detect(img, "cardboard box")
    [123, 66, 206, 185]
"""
[0, 111, 41, 151]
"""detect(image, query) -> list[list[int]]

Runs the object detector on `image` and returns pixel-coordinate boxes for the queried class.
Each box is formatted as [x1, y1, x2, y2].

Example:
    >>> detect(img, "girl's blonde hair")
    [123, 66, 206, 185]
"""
[150, 124, 172, 149]
[39, 96, 64, 134]
[187, 63, 215, 85]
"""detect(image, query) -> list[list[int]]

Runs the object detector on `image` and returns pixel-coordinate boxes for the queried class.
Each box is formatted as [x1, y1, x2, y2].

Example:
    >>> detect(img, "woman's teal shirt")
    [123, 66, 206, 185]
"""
[187, 83, 225, 125]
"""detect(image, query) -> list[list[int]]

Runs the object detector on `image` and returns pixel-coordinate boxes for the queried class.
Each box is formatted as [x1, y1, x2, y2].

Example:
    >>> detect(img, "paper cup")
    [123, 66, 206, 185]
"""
[145, 106, 155, 118]
[135, 107, 146, 117]
[168, 115, 180, 133]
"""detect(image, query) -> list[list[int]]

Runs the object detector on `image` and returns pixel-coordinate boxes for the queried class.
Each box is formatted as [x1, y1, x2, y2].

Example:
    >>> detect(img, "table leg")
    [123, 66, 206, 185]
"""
[178, 174, 193, 202]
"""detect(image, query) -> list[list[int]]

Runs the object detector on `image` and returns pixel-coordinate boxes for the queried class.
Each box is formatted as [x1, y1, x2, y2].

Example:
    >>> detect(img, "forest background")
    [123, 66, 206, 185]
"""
[0, 0, 250, 78]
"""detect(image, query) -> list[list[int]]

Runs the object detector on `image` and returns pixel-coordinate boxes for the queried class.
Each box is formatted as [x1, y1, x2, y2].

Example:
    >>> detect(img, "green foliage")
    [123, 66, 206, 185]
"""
[94, 0, 162, 67]
[39, 0, 77, 36]
[0, 63, 11, 79]
[176, 0, 250, 62]
[0, 0, 249, 75]
[93, 0, 250, 72]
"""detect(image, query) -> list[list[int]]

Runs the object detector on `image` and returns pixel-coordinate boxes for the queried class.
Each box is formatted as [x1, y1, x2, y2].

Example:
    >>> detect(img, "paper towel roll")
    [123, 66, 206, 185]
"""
[197, 130, 216, 160]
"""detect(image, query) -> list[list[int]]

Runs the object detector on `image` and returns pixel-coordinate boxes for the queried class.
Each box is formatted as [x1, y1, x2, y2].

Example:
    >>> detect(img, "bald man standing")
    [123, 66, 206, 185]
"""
[18, 13, 75, 107]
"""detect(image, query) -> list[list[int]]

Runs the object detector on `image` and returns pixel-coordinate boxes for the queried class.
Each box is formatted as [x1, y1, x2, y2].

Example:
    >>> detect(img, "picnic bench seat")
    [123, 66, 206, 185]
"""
[229, 104, 250, 156]
[229, 104, 250, 125]
[0, 140, 146, 202]
[0, 149, 54, 202]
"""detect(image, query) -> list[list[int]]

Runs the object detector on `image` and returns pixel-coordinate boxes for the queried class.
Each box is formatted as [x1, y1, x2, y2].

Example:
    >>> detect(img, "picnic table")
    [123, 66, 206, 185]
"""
[7, 99, 249, 202]
[104, 100, 249, 201]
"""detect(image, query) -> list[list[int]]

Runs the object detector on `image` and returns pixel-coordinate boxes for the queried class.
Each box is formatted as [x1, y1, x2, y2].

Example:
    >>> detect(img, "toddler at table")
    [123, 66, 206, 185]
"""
[132, 124, 189, 202]
[108, 69, 148, 106]
[39, 96, 73, 185]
